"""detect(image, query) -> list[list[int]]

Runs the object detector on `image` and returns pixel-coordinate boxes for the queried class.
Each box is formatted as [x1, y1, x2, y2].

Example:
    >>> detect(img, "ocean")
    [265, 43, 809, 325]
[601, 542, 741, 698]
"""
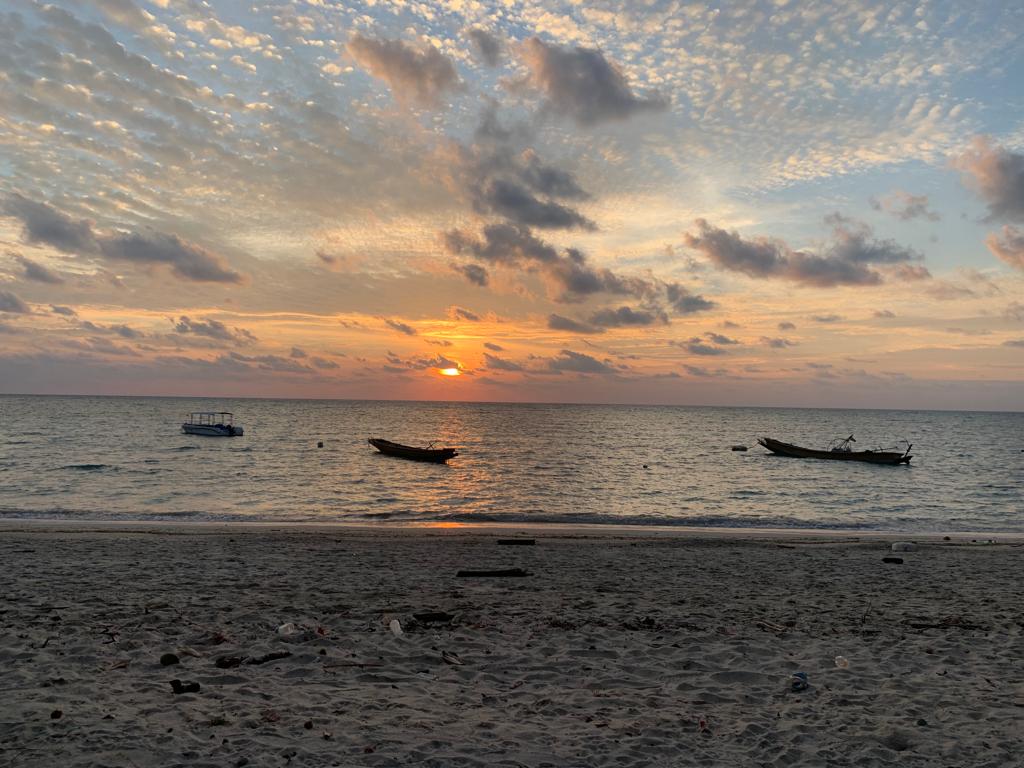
[0, 395, 1021, 532]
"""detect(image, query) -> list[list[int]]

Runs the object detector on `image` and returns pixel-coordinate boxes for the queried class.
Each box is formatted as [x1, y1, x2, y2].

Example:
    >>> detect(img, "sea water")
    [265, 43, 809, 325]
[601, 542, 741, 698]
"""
[0, 395, 1021, 532]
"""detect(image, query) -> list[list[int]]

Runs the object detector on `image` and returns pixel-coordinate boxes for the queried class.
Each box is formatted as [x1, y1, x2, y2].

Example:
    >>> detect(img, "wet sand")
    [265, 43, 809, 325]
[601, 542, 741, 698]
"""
[1, 525, 1022, 767]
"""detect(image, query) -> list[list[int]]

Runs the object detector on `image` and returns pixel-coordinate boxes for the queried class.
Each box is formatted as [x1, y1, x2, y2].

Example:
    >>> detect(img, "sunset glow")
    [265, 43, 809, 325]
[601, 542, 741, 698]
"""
[0, 1, 1021, 409]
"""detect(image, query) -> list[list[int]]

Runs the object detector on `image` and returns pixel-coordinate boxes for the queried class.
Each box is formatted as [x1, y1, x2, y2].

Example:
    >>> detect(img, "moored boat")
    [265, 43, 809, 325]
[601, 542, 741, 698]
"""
[368, 438, 457, 463]
[182, 412, 244, 437]
[757, 435, 911, 465]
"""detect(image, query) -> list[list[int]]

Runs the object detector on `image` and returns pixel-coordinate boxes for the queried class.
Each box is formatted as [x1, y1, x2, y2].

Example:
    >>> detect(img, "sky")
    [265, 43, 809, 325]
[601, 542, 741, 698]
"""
[1, 0, 1022, 410]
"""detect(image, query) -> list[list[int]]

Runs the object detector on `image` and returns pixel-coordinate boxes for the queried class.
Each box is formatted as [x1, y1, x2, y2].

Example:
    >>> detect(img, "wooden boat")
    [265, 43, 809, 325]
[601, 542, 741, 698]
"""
[368, 438, 458, 463]
[757, 435, 911, 465]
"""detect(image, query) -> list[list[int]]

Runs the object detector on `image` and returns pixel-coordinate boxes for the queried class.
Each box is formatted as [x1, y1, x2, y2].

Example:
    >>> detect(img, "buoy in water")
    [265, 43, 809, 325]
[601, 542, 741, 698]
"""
[317, 441, 324, 448]
[642, 464, 649, 469]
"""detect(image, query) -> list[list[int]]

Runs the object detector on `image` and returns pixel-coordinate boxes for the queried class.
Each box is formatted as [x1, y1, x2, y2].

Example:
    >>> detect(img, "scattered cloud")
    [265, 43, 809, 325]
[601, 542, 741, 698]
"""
[518, 37, 668, 126]
[50, 304, 77, 316]
[870, 190, 941, 221]
[384, 318, 417, 336]
[447, 306, 481, 322]
[985, 225, 1024, 271]
[546, 348, 616, 374]
[0, 290, 31, 314]
[467, 28, 503, 67]
[172, 315, 256, 343]
[483, 342, 504, 352]
[761, 336, 798, 348]
[12, 253, 64, 284]
[954, 137, 1024, 222]
[548, 313, 603, 334]
[484, 352, 523, 371]
[347, 35, 461, 109]
[778, 321, 796, 330]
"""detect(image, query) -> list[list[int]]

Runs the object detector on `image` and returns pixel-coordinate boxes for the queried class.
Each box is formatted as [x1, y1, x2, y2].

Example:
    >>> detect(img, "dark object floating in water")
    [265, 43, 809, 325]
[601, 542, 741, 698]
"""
[731, 445, 748, 451]
[160, 653, 180, 667]
[882, 556, 904, 564]
[182, 412, 243, 437]
[368, 438, 457, 463]
[497, 539, 536, 546]
[456, 568, 529, 578]
[169, 679, 200, 694]
[317, 441, 323, 448]
[757, 435, 912, 465]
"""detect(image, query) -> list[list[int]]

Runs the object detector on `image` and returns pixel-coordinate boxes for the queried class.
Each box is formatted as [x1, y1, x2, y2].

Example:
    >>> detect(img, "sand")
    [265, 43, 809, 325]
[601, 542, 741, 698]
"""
[1, 525, 1022, 767]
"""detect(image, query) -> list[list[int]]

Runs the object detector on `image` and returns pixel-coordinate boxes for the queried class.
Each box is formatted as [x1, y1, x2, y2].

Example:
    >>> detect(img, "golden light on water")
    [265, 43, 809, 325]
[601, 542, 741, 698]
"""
[439, 367, 461, 377]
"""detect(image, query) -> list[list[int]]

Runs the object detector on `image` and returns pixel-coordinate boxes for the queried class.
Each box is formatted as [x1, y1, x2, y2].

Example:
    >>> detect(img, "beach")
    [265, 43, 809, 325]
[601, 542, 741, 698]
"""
[2, 525, 1022, 767]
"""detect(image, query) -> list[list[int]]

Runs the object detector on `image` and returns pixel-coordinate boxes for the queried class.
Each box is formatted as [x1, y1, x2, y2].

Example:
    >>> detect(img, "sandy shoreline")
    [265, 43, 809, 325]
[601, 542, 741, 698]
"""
[2, 527, 1022, 766]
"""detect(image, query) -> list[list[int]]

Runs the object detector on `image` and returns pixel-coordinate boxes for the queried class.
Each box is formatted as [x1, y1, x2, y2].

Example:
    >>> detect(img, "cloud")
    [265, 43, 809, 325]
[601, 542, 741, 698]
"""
[290, 346, 307, 358]
[589, 306, 668, 328]
[0, 290, 31, 314]
[224, 351, 310, 374]
[811, 314, 843, 323]
[985, 225, 1024, 271]
[12, 253, 64, 284]
[483, 352, 523, 371]
[3, 194, 98, 253]
[384, 318, 417, 336]
[546, 349, 616, 374]
[684, 215, 923, 287]
[518, 37, 668, 126]
[480, 179, 595, 231]
[311, 356, 339, 369]
[483, 342, 504, 351]
[761, 336, 798, 348]
[705, 332, 739, 345]
[873, 309, 896, 318]
[347, 35, 461, 110]
[172, 315, 256, 343]
[1004, 339, 1024, 348]
[548, 313, 603, 334]
[467, 28, 503, 67]
[451, 262, 489, 286]
[954, 137, 1024, 222]
[50, 304, 77, 316]
[778, 321, 796, 330]
[666, 283, 716, 313]
[870, 190, 941, 221]
[674, 336, 727, 356]
[83, 320, 143, 339]
[3, 195, 243, 283]
[447, 306, 481, 322]
[99, 231, 243, 283]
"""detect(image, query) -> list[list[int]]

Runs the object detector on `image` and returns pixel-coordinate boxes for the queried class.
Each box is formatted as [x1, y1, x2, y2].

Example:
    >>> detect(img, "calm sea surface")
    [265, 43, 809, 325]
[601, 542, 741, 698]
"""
[0, 395, 1021, 532]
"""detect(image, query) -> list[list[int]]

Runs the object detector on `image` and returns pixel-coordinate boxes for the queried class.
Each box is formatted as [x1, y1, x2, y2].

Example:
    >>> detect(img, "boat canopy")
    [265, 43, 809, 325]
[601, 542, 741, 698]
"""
[185, 412, 235, 425]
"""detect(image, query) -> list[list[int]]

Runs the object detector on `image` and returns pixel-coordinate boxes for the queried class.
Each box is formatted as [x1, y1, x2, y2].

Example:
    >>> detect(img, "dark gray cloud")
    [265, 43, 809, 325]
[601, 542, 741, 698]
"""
[445, 224, 711, 313]
[873, 309, 896, 318]
[811, 314, 843, 323]
[224, 352, 310, 374]
[684, 365, 711, 377]
[870, 191, 941, 221]
[674, 336, 727, 356]
[451, 262, 489, 286]
[483, 352, 523, 371]
[954, 137, 1024, 222]
[172, 315, 256, 343]
[50, 304, 77, 316]
[3, 194, 244, 283]
[1004, 339, 1024, 348]
[290, 346, 307, 358]
[99, 231, 243, 283]
[519, 37, 668, 126]
[447, 306, 481, 322]
[548, 313, 603, 334]
[705, 332, 739, 345]
[761, 336, 798, 348]
[589, 306, 668, 328]
[467, 28, 503, 67]
[82, 320, 143, 339]
[778, 321, 796, 330]
[483, 341, 504, 351]
[3, 194, 97, 253]
[481, 179, 595, 230]
[665, 283, 716, 314]
[12, 253, 64, 284]
[684, 216, 923, 287]
[546, 349, 616, 374]
[384, 318, 417, 336]
[311, 356, 339, 369]
[0, 290, 31, 314]
[347, 35, 461, 109]
[985, 225, 1024, 271]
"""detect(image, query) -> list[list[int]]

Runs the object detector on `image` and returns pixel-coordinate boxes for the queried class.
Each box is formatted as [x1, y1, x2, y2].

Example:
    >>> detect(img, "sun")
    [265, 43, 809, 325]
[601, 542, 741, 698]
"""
[439, 367, 461, 377]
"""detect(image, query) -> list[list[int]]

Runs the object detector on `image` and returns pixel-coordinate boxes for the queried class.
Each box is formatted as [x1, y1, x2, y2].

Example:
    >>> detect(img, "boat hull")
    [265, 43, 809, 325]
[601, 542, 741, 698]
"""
[182, 424, 243, 437]
[368, 438, 457, 463]
[758, 438, 910, 465]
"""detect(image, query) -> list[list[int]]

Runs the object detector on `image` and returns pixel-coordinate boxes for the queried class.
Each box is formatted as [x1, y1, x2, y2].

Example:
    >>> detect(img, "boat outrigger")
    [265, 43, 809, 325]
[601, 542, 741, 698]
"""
[368, 438, 457, 463]
[757, 435, 911, 465]
[182, 412, 244, 437]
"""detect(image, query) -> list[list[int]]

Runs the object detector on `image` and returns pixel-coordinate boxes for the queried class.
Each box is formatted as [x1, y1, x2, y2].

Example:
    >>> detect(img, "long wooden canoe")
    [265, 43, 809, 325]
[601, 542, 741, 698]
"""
[757, 437, 911, 465]
[368, 438, 458, 463]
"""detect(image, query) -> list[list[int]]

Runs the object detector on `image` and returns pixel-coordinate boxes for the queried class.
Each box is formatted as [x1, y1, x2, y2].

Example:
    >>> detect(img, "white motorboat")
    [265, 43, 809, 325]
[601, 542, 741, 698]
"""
[182, 412, 244, 437]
